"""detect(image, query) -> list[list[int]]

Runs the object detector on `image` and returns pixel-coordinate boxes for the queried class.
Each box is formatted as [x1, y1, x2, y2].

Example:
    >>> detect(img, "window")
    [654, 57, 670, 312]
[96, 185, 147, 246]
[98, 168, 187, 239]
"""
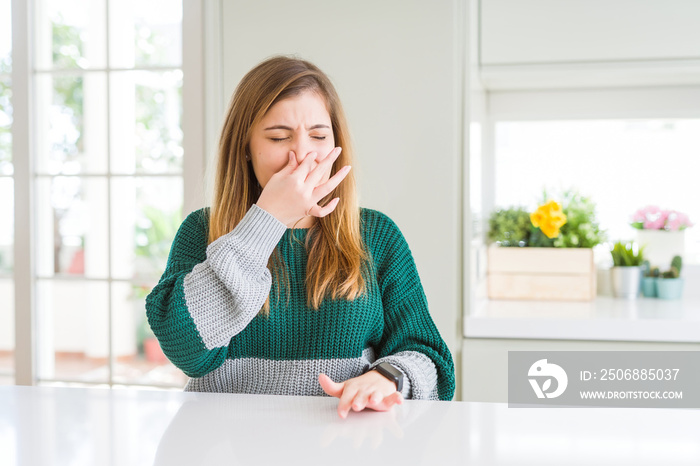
[8, 0, 191, 388]
[493, 119, 700, 264]
[0, 0, 13, 385]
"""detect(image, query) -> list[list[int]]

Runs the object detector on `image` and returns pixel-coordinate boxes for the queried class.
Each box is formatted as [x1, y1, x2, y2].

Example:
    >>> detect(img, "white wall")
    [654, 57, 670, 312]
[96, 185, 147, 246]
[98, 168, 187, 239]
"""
[481, 0, 700, 65]
[206, 1, 468, 392]
[479, 0, 700, 90]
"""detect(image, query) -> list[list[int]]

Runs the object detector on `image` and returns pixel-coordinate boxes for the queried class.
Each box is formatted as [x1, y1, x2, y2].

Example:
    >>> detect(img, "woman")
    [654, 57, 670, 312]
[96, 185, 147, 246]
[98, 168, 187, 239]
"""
[146, 56, 455, 418]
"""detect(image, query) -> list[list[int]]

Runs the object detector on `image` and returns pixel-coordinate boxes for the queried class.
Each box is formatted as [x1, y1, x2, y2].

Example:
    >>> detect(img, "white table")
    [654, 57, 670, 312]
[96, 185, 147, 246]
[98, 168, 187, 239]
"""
[1, 385, 699, 465]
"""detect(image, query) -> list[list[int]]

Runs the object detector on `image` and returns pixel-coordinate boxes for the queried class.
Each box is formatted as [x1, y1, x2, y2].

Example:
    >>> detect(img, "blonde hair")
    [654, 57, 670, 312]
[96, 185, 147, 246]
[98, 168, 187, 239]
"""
[209, 56, 368, 312]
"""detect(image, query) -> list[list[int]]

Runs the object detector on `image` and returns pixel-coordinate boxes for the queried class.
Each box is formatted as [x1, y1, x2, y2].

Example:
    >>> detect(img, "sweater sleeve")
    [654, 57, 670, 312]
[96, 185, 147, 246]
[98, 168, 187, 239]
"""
[367, 212, 456, 401]
[145, 205, 287, 378]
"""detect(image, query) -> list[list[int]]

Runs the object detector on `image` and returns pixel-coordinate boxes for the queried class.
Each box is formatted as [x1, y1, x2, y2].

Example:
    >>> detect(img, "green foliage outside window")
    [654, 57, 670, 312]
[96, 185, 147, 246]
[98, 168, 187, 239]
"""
[0, 56, 11, 169]
[135, 205, 182, 276]
[0, 84, 11, 164]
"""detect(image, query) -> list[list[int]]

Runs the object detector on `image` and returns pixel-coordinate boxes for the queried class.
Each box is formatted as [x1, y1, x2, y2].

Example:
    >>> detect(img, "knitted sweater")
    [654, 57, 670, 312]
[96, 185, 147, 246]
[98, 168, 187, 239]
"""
[146, 204, 455, 400]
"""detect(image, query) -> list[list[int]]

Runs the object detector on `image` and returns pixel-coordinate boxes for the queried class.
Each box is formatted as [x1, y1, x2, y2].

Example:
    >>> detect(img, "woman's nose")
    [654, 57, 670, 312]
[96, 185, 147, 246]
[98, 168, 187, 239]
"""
[293, 142, 314, 164]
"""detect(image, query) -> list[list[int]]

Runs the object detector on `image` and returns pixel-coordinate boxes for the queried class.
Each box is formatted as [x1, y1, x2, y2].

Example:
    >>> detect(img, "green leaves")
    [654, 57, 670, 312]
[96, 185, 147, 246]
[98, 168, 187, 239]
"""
[487, 189, 606, 248]
[610, 241, 645, 267]
[487, 207, 531, 247]
[551, 190, 606, 248]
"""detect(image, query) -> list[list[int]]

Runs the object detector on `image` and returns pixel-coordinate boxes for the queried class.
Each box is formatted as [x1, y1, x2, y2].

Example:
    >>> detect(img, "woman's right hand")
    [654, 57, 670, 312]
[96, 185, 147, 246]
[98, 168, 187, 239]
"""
[256, 147, 351, 227]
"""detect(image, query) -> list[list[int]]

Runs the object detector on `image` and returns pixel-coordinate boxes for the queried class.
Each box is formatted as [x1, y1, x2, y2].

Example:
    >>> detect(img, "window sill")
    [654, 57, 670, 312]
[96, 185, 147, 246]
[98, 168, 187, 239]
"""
[465, 296, 700, 343]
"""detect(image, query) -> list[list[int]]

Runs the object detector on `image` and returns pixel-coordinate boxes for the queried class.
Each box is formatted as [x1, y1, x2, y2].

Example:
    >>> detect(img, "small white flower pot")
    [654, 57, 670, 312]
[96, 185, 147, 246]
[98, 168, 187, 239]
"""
[610, 266, 643, 299]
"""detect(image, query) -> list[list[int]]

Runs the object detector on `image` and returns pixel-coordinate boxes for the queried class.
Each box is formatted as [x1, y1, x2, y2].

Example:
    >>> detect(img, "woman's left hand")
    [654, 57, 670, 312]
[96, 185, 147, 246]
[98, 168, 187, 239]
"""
[319, 372, 403, 419]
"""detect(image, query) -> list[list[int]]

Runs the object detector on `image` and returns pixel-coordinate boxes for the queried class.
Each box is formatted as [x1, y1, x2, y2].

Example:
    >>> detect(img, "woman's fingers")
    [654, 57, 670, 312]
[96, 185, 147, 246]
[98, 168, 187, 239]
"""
[311, 166, 351, 202]
[306, 198, 340, 219]
[305, 147, 342, 186]
[326, 371, 404, 419]
[338, 386, 360, 419]
[375, 392, 403, 411]
[304, 162, 350, 219]
[351, 391, 371, 412]
[294, 151, 319, 179]
[318, 373, 344, 398]
[285, 150, 298, 171]
[369, 391, 384, 406]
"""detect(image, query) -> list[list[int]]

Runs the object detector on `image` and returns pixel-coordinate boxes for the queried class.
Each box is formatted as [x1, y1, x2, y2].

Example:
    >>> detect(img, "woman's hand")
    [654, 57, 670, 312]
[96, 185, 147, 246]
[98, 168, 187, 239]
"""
[256, 147, 351, 227]
[319, 371, 404, 419]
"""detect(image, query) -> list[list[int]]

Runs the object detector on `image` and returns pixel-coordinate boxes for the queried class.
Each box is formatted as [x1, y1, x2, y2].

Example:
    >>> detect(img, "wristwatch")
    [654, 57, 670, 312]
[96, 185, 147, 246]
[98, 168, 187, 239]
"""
[372, 362, 404, 392]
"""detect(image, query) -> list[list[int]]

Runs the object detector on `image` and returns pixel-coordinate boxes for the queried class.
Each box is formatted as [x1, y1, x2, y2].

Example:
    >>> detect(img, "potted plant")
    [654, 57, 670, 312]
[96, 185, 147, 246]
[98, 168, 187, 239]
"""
[487, 207, 531, 247]
[640, 260, 660, 298]
[657, 255, 684, 300]
[486, 190, 605, 301]
[610, 241, 645, 299]
[631, 206, 692, 267]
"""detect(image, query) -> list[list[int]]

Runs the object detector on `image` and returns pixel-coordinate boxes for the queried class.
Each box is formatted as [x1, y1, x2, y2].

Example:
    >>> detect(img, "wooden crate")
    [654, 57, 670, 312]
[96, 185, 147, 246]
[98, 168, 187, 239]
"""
[487, 247, 596, 301]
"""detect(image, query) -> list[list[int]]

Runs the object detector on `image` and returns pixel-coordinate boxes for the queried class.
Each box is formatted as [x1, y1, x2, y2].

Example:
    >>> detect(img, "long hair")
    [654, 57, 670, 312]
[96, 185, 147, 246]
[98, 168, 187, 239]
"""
[209, 56, 368, 312]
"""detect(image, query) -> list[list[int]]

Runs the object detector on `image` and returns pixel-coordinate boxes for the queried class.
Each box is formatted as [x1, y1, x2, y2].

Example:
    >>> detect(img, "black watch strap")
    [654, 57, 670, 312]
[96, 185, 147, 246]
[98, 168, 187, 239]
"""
[372, 362, 404, 392]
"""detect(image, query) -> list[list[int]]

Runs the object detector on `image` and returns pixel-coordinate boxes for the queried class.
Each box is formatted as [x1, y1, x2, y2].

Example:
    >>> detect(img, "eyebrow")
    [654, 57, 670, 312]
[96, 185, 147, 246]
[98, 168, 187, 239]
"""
[263, 124, 331, 131]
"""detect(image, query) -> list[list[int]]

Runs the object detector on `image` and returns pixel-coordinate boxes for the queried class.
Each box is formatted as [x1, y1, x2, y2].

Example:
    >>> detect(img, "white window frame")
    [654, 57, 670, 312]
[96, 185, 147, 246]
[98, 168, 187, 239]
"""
[12, 0, 205, 386]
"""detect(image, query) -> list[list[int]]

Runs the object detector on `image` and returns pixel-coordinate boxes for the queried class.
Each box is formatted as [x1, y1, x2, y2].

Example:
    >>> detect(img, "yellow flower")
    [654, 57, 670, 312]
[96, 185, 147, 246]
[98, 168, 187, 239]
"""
[531, 200, 567, 239]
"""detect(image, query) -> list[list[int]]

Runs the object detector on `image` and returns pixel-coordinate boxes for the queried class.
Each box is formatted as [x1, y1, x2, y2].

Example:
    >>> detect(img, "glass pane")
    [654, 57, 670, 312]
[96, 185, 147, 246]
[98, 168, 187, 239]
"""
[0, 0, 10, 73]
[0, 77, 11, 174]
[34, 0, 107, 70]
[111, 281, 187, 387]
[0, 178, 12, 382]
[36, 279, 109, 383]
[494, 119, 700, 263]
[0, 275, 13, 385]
[0, 0, 10, 383]
[111, 177, 182, 279]
[35, 73, 108, 174]
[36, 177, 109, 278]
[0, 178, 12, 273]
[470, 122, 483, 238]
[109, 0, 182, 68]
[110, 70, 183, 174]
[0, 179, 13, 383]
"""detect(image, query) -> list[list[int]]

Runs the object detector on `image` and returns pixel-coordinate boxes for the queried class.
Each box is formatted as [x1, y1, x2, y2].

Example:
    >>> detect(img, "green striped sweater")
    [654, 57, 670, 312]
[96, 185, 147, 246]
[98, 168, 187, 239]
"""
[146, 204, 455, 400]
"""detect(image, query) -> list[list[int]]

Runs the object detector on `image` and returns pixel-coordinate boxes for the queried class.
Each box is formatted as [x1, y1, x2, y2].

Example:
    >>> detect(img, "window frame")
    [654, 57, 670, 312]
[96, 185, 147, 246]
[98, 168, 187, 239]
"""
[11, 0, 205, 386]
[465, 85, 700, 325]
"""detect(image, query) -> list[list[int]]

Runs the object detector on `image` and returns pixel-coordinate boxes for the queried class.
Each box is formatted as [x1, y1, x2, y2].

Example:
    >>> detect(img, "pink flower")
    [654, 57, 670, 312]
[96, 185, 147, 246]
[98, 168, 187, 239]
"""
[666, 211, 694, 231]
[644, 217, 666, 230]
[633, 205, 660, 224]
[680, 213, 694, 229]
[631, 205, 693, 231]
